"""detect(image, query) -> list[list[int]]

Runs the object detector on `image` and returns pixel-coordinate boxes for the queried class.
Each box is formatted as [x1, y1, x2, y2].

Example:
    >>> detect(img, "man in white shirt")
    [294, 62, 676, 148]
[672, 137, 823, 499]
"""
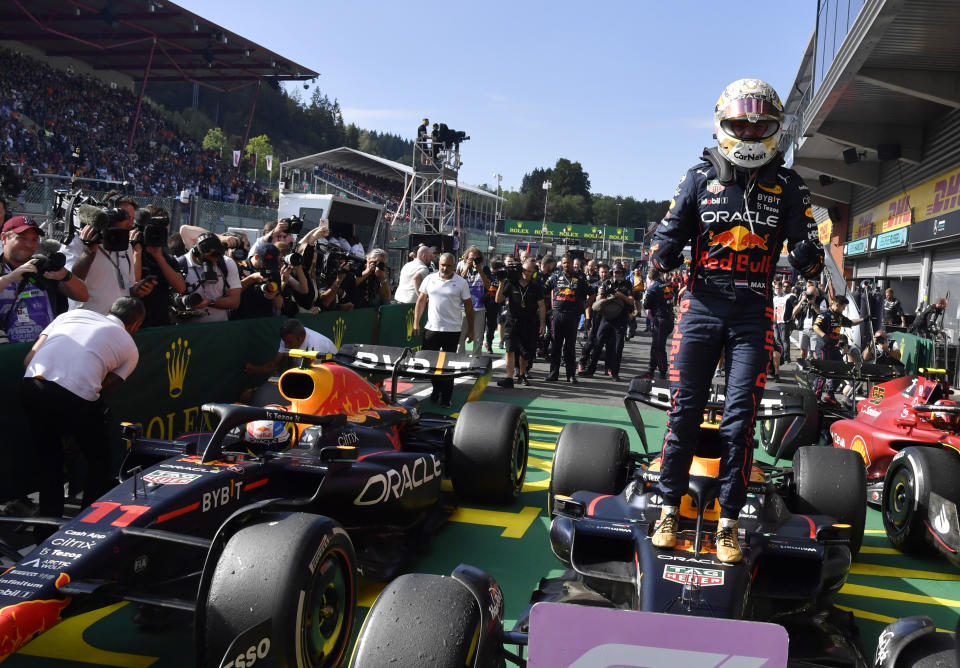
[244, 318, 338, 376]
[63, 196, 153, 314]
[177, 233, 242, 323]
[21, 296, 144, 519]
[394, 246, 433, 303]
[414, 253, 473, 408]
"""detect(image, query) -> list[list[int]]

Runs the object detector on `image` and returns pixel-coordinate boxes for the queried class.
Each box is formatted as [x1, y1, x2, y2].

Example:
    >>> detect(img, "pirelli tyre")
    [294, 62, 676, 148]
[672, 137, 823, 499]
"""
[792, 446, 867, 557]
[203, 513, 357, 668]
[450, 401, 528, 504]
[350, 573, 485, 668]
[882, 447, 960, 554]
[549, 422, 630, 516]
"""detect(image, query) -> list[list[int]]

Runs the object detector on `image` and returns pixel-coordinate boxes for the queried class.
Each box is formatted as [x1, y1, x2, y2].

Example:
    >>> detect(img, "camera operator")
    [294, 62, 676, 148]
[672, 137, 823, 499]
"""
[176, 232, 242, 323]
[230, 242, 285, 320]
[316, 255, 357, 312]
[580, 263, 634, 381]
[272, 241, 310, 316]
[579, 262, 609, 372]
[495, 259, 546, 388]
[21, 296, 144, 519]
[64, 194, 154, 315]
[457, 246, 491, 353]
[130, 205, 186, 328]
[395, 246, 433, 304]
[354, 248, 392, 309]
[222, 231, 251, 262]
[1, 216, 88, 343]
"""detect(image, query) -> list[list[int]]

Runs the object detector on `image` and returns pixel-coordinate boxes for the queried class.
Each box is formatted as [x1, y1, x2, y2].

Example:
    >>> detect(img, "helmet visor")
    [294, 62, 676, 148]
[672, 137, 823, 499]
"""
[720, 118, 780, 140]
[720, 97, 782, 122]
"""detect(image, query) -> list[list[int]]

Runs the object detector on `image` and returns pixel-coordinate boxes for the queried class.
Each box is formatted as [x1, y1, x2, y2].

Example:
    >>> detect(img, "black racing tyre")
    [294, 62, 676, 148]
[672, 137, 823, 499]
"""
[894, 631, 956, 667]
[549, 422, 629, 516]
[793, 446, 867, 557]
[203, 513, 357, 668]
[450, 401, 529, 504]
[350, 573, 482, 668]
[883, 447, 960, 555]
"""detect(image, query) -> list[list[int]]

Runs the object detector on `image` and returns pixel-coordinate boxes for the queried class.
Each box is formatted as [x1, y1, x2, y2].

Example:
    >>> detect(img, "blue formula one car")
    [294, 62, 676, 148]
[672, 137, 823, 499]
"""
[0, 345, 529, 667]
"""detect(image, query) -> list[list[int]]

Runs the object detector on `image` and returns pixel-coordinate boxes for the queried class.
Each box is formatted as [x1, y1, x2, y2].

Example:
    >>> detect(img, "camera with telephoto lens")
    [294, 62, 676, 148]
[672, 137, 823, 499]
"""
[30, 251, 66, 276]
[313, 242, 365, 281]
[134, 209, 168, 248]
[258, 255, 282, 295]
[172, 292, 204, 310]
[283, 215, 304, 236]
[283, 251, 302, 268]
[374, 260, 386, 271]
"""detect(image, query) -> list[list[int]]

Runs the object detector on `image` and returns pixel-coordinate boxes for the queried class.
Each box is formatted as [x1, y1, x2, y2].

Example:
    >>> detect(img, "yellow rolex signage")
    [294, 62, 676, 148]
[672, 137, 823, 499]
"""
[502, 220, 631, 241]
[165, 338, 191, 398]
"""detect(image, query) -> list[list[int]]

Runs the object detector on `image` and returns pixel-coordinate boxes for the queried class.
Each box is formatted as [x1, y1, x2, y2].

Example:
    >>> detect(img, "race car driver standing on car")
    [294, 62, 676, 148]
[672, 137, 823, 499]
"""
[648, 79, 825, 563]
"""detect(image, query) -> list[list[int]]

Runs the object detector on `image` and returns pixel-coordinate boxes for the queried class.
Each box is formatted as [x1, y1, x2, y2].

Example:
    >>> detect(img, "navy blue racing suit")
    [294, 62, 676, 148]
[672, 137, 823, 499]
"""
[643, 280, 675, 378]
[650, 149, 822, 519]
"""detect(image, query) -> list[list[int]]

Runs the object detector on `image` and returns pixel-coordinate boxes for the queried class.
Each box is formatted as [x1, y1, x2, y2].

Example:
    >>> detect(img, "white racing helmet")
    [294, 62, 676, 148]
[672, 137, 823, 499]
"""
[714, 78, 784, 169]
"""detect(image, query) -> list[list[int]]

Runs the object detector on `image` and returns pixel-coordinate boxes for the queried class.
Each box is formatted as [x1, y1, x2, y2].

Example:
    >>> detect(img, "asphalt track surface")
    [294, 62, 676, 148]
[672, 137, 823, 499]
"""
[4, 329, 959, 666]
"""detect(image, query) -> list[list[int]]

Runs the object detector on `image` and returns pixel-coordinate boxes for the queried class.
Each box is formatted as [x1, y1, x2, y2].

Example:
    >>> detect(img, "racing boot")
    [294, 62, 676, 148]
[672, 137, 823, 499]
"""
[716, 520, 742, 563]
[651, 506, 678, 549]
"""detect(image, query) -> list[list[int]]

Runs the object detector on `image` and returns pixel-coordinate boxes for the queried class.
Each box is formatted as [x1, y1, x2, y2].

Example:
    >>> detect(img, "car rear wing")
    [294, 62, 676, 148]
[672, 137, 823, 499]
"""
[623, 377, 808, 454]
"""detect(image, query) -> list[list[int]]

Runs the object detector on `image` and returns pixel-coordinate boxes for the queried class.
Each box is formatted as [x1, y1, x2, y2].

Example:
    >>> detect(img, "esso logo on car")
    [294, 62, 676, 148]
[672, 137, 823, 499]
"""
[222, 637, 270, 668]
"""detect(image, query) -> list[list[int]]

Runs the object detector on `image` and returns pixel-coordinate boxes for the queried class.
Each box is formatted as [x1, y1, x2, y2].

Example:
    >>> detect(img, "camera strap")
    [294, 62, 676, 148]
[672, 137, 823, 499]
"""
[99, 249, 130, 291]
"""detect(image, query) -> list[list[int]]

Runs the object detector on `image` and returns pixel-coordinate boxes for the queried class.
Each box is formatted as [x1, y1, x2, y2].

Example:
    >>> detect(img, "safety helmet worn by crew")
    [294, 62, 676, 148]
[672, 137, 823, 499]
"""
[714, 78, 784, 169]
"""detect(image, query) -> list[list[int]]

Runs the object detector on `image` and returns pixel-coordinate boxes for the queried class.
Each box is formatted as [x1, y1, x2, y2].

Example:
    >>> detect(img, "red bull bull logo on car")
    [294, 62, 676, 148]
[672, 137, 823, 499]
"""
[0, 573, 71, 661]
[707, 226, 769, 251]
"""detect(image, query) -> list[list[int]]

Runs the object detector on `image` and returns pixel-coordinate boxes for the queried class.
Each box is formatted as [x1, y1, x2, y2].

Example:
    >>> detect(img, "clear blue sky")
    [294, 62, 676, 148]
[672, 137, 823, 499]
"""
[179, 1, 816, 200]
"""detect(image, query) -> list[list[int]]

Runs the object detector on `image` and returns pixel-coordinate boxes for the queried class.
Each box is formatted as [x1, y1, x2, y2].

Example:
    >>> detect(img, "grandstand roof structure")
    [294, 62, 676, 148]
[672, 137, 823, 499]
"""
[0, 0, 317, 92]
[281, 147, 503, 201]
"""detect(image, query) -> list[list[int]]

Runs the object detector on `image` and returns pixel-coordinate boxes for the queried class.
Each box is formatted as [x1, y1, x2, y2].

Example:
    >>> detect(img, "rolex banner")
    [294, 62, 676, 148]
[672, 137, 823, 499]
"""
[375, 302, 426, 349]
[0, 310, 376, 501]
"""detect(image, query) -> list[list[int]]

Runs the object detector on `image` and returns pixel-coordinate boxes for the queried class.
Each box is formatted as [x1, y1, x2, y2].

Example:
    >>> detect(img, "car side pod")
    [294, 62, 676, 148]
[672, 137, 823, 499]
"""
[873, 615, 949, 667]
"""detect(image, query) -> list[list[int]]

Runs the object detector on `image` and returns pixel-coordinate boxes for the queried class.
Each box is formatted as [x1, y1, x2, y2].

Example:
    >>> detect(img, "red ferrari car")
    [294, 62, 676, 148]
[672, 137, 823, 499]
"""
[830, 368, 960, 565]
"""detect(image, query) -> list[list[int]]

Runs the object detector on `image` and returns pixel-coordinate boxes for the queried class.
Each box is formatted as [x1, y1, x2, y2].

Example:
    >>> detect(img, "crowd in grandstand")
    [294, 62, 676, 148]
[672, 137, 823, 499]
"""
[0, 47, 271, 205]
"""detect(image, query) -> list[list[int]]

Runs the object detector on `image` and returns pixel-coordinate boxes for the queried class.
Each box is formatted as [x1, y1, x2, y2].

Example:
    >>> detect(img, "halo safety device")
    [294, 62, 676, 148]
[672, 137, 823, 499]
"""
[931, 399, 960, 430]
[714, 78, 784, 169]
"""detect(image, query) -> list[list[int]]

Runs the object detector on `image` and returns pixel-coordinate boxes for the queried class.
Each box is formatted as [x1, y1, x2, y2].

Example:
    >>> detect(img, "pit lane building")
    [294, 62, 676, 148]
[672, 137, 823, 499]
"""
[781, 0, 960, 337]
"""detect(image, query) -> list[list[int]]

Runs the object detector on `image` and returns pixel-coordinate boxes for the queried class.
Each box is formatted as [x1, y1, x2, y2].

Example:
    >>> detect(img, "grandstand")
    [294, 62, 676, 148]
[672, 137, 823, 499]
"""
[281, 147, 504, 242]
[0, 0, 315, 225]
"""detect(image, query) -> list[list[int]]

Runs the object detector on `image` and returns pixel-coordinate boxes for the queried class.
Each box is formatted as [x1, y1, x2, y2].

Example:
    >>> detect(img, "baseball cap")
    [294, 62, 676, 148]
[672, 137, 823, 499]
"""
[613, 262, 626, 273]
[1, 216, 44, 236]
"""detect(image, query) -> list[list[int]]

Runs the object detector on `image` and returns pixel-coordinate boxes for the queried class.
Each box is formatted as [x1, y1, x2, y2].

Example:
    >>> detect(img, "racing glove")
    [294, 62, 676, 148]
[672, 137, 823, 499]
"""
[788, 240, 825, 278]
[650, 241, 684, 273]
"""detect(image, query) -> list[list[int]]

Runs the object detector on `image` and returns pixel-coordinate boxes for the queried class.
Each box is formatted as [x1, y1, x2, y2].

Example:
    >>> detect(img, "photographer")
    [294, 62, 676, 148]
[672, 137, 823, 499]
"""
[580, 263, 634, 381]
[231, 242, 285, 320]
[316, 249, 359, 312]
[495, 258, 546, 388]
[273, 241, 310, 316]
[792, 280, 826, 360]
[1, 216, 88, 343]
[176, 232, 242, 323]
[130, 205, 186, 328]
[457, 246, 491, 353]
[63, 194, 154, 315]
[354, 248, 392, 309]
[21, 296, 144, 519]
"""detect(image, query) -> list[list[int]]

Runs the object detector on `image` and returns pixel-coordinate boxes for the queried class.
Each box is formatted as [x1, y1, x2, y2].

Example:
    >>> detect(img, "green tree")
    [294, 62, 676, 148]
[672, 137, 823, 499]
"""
[202, 126, 226, 152]
[244, 134, 276, 180]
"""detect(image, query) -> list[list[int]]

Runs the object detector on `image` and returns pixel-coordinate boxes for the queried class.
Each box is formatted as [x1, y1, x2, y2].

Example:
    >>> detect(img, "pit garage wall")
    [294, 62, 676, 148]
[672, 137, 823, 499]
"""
[0, 304, 423, 502]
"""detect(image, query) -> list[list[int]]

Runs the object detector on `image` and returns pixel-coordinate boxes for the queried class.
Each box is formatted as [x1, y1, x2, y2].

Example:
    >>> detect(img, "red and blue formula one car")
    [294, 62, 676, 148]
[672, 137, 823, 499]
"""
[0, 344, 529, 667]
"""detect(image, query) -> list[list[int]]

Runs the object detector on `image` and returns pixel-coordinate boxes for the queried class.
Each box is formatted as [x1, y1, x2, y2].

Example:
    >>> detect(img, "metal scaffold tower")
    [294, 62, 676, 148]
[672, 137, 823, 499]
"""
[408, 135, 462, 235]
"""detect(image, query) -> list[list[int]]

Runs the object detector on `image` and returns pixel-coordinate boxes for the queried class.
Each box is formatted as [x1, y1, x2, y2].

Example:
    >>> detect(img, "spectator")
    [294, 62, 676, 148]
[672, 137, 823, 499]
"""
[354, 248, 391, 308]
[495, 258, 546, 388]
[772, 280, 797, 364]
[413, 252, 473, 408]
[457, 246, 490, 353]
[1, 216, 88, 343]
[177, 232, 241, 323]
[21, 296, 144, 519]
[130, 205, 186, 328]
[395, 246, 432, 303]
[245, 318, 337, 376]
